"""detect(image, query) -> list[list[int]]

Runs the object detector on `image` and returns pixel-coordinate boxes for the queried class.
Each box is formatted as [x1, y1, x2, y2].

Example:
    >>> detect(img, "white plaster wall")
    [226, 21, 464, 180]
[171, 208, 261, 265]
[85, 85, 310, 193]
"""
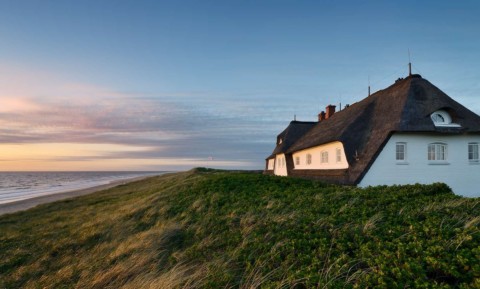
[274, 154, 288, 176]
[267, 159, 275, 170]
[359, 133, 480, 197]
[292, 141, 349, 170]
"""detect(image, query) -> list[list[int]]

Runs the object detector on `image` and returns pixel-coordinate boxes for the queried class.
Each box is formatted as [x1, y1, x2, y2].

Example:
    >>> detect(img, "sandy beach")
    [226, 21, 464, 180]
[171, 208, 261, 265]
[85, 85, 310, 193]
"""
[0, 176, 151, 216]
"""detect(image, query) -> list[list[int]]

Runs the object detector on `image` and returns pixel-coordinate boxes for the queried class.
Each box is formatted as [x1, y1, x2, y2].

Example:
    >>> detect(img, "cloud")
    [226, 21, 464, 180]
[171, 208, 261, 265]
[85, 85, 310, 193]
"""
[0, 97, 43, 113]
[0, 70, 295, 170]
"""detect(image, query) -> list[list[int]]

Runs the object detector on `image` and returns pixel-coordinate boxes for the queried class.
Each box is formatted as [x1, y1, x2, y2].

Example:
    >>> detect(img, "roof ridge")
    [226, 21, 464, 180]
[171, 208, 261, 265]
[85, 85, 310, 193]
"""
[290, 120, 317, 124]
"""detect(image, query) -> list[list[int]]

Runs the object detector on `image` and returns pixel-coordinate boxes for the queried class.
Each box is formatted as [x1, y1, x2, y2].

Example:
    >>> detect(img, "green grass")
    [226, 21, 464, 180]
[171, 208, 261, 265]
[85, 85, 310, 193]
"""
[1, 168, 479, 288]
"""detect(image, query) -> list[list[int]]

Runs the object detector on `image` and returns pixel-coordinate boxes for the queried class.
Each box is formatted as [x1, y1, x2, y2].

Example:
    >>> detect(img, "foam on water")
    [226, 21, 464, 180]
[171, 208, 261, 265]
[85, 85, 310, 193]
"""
[0, 172, 164, 204]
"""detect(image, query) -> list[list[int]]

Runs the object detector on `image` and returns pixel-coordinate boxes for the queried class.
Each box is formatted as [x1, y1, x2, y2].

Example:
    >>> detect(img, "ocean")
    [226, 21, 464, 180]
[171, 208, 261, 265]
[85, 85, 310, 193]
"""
[0, 171, 164, 204]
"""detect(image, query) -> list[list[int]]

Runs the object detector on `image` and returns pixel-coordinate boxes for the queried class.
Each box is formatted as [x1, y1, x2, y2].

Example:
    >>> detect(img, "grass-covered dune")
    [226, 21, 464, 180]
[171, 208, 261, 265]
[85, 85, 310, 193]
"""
[1, 168, 479, 288]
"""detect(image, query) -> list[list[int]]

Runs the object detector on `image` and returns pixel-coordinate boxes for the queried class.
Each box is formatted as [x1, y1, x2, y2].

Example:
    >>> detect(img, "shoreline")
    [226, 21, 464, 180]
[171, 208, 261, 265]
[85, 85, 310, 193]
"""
[0, 175, 155, 216]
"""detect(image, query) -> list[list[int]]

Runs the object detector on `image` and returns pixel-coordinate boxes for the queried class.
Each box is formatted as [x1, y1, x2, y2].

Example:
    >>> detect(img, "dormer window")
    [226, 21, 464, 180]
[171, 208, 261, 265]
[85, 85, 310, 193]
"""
[430, 110, 460, 127]
[431, 113, 445, 123]
[431, 110, 451, 125]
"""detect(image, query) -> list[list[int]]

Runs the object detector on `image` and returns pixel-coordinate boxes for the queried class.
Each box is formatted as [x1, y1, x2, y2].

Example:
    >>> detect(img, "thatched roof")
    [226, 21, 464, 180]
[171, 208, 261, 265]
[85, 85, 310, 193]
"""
[285, 74, 480, 184]
[266, 121, 316, 159]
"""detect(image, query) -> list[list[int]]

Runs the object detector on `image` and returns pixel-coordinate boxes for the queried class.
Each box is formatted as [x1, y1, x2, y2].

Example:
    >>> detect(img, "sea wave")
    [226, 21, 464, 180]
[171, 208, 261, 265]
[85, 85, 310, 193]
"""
[0, 172, 163, 204]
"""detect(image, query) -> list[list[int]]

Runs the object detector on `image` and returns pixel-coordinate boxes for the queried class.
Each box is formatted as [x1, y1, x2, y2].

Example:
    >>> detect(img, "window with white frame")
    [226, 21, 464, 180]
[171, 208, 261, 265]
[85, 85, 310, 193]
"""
[430, 110, 460, 127]
[321, 151, 328, 163]
[396, 142, 406, 161]
[336, 148, 341, 162]
[431, 111, 450, 125]
[428, 143, 447, 161]
[295, 156, 300, 165]
[306, 154, 312, 165]
[468, 143, 479, 162]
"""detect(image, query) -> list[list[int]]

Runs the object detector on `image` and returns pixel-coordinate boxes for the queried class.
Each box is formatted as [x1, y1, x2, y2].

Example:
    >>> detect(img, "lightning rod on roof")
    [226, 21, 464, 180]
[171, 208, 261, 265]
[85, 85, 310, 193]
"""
[408, 49, 412, 76]
[368, 76, 371, 96]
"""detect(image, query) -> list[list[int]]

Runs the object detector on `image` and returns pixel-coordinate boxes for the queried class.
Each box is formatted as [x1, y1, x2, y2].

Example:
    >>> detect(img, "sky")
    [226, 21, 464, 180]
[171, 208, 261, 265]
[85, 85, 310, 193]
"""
[1, 0, 480, 171]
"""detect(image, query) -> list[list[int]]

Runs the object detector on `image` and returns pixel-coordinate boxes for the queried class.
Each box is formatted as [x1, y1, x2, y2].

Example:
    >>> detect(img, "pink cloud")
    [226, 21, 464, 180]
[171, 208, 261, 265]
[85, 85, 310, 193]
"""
[0, 97, 43, 113]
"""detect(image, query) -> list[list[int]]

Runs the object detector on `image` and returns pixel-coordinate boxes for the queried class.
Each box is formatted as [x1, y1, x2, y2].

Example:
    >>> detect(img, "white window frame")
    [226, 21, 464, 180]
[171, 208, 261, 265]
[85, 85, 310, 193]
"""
[396, 142, 407, 161]
[321, 151, 328, 163]
[306, 154, 312, 165]
[468, 143, 479, 163]
[336, 148, 341, 163]
[430, 110, 460, 127]
[295, 156, 300, 166]
[428, 143, 448, 162]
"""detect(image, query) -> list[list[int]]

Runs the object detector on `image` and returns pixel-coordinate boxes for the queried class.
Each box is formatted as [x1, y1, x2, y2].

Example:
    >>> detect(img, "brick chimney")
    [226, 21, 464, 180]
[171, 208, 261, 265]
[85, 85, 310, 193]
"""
[318, 111, 326, 122]
[325, 105, 336, 119]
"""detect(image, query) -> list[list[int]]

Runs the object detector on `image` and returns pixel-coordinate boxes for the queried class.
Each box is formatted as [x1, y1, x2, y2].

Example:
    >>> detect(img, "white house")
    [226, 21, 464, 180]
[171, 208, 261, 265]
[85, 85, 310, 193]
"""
[265, 73, 480, 197]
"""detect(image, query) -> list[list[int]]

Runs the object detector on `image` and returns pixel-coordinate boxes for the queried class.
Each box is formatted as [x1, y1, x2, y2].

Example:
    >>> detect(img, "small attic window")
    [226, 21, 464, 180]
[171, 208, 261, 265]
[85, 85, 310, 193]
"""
[278, 138, 283, 144]
[430, 110, 460, 127]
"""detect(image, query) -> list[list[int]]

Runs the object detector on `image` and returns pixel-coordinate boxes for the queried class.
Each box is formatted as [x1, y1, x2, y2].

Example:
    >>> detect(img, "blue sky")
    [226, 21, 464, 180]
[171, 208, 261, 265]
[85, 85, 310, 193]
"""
[1, 0, 480, 171]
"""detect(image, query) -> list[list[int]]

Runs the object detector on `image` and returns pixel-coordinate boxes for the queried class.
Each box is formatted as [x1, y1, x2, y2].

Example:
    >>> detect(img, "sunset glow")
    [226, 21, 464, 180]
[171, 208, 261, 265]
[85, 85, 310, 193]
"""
[1, 1, 479, 171]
